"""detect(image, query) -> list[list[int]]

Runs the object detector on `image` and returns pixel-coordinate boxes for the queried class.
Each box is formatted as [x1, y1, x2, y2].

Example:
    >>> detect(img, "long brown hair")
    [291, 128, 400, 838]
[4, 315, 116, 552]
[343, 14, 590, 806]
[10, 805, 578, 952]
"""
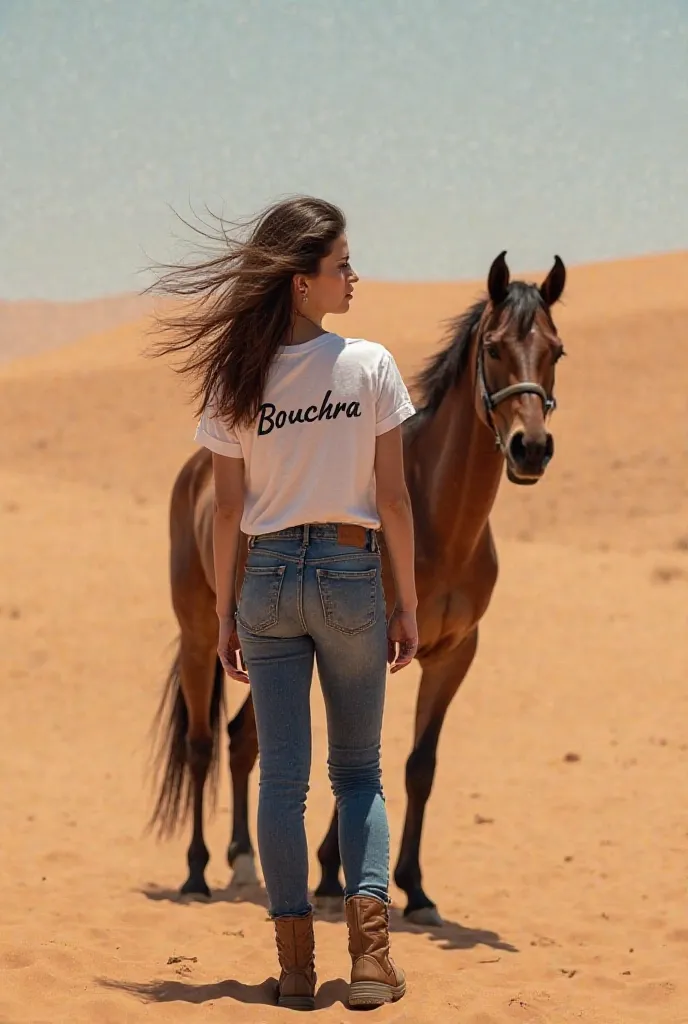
[146, 195, 345, 427]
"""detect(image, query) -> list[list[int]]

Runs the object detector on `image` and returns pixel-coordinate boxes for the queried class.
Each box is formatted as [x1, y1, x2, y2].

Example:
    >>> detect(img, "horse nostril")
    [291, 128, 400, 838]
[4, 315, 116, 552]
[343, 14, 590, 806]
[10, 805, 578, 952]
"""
[508, 430, 526, 463]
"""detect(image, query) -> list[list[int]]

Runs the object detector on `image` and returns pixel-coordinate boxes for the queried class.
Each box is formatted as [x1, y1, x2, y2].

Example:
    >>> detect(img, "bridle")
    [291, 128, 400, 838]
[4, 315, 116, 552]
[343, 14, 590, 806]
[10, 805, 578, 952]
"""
[475, 326, 557, 456]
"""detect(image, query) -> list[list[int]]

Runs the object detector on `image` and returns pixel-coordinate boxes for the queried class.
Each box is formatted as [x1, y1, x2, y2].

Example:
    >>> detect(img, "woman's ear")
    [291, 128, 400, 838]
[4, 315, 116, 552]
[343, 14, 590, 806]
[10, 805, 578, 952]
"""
[292, 274, 308, 302]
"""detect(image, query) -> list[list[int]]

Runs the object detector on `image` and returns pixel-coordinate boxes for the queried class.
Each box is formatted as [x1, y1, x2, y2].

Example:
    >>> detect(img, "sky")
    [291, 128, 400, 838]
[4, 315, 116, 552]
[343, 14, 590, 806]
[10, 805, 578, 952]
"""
[1, 0, 686, 300]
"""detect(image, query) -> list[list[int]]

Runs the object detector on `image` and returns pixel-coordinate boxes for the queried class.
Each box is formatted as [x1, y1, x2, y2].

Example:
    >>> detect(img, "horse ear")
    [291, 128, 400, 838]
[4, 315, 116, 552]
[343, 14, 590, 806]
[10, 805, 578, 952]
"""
[540, 255, 566, 306]
[487, 250, 510, 305]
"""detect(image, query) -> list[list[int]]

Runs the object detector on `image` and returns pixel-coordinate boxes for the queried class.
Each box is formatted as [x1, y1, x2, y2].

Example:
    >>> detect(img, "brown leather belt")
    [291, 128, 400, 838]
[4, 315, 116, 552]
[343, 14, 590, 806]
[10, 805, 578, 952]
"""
[246, 524, 375, 550]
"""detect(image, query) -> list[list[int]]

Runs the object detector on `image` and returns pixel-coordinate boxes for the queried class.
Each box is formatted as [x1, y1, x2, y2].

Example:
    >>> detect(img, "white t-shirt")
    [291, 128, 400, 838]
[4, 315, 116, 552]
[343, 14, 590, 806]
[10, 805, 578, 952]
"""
[194, 332, 415, 536]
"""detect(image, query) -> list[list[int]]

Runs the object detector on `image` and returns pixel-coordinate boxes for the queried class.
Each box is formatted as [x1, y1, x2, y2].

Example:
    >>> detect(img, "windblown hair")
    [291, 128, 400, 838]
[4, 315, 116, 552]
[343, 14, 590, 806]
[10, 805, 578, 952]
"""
[146, 195, 345, 427]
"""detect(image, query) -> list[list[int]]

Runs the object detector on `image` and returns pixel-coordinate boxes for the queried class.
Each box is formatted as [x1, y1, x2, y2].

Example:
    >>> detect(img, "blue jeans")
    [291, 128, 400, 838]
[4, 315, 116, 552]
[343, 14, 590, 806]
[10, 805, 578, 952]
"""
[236, 523, 390, 919]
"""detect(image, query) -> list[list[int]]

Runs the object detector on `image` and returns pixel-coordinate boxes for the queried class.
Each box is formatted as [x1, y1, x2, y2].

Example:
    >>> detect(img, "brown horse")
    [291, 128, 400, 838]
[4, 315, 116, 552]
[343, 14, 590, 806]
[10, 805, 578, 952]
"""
[148, 251, 567, 926]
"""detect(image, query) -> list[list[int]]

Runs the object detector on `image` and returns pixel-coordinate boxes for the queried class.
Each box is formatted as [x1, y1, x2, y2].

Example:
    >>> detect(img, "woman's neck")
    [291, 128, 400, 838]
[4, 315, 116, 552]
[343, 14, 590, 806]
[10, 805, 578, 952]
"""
[286, 311, 328, 346]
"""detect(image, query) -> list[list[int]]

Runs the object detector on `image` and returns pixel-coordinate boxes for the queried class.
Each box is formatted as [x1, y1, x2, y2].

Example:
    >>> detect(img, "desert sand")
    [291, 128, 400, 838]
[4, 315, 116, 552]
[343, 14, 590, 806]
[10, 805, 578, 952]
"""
[0, 293, 154, 367]
[1, 252, 687, 1023]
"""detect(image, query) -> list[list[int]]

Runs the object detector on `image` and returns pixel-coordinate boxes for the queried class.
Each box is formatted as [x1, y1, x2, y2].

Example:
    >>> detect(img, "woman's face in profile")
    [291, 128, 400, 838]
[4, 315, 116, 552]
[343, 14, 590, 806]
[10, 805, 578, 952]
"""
[305, 233, 359, 316]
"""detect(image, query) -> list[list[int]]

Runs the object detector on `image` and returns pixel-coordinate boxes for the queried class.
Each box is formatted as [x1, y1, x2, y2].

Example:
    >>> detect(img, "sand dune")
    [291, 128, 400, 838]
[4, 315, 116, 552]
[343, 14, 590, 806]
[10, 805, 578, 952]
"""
[1, 253, 687, 1023]
[0, 293, 154, 366]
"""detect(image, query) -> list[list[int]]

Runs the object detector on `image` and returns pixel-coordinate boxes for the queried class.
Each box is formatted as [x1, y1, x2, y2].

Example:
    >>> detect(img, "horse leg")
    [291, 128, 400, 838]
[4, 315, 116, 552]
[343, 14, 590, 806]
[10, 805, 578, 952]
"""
[179, 638, 223, 897]
[393, 628, 479, 926]
[148, 620, 224, 897]
[226, 693, 259, 885]
[313, 803, 345, 912]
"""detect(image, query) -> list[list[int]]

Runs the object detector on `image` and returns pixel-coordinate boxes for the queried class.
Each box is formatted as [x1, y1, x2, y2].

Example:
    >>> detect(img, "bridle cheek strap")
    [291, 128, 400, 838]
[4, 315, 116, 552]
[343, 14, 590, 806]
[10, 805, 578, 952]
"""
[476, 340, 557, 455]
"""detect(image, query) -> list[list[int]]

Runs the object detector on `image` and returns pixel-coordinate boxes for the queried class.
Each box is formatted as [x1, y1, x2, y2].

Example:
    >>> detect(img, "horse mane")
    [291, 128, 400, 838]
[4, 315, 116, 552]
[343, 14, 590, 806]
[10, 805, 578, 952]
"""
[408, 282, 546, 423]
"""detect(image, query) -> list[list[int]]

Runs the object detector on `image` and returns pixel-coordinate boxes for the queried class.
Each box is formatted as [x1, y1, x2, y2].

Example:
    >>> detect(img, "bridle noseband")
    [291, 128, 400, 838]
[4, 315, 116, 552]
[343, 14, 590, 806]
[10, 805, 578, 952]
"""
[475, 329, 557, 456]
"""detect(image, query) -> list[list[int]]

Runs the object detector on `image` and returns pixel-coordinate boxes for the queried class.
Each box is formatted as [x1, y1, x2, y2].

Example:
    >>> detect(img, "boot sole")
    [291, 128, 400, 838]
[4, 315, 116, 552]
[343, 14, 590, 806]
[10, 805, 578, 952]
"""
[277, 994, 316, 1011]
[348, 979, 406, 1007]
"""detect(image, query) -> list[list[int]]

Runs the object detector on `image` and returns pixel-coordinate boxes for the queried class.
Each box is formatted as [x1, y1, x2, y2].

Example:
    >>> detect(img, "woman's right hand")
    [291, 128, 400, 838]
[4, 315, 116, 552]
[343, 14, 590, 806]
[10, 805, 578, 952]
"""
[387, 608, 419, 674]
[218, 612, 250, 684]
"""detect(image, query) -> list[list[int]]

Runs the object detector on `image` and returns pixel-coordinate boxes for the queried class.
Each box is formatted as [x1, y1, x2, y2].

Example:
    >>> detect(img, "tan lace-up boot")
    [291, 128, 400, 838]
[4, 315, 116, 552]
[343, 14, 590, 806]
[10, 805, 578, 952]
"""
[273, 912, 316, 1010]
[345, 895, 406, 1007]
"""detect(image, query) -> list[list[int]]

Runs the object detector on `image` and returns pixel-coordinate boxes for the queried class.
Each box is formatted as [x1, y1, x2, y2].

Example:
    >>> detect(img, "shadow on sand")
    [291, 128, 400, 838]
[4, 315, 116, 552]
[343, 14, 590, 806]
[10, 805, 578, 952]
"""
[137, 879, 269, 911]
[138, 882, 518, 955]
[98, 975, 349, 1009]
[315, 903, 518, 954]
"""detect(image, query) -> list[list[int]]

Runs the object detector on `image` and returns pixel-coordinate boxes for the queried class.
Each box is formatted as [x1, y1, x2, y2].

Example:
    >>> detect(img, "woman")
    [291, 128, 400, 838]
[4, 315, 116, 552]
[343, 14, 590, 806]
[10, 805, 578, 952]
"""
[152, 196, 417, 1010]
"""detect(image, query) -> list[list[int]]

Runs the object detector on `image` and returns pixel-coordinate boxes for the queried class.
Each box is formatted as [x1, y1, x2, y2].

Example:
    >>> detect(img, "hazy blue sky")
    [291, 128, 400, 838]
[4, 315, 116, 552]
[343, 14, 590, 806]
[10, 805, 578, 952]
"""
[1, 0, 686, 299]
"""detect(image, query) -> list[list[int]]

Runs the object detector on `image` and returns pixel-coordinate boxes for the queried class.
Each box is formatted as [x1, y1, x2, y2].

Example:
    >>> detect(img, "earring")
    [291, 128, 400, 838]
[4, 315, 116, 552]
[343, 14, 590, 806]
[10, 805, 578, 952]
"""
[302, 292, 308, 305]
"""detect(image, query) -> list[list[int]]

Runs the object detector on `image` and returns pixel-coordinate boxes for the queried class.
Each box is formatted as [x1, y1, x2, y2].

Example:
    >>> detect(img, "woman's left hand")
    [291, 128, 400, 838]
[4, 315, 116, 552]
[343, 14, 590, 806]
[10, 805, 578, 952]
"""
[218, 613, 249, 683]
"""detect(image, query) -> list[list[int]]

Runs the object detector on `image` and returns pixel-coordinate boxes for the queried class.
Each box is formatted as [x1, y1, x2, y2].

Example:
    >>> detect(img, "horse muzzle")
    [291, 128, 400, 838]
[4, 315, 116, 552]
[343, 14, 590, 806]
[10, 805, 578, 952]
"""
[505, 429, 554, 485]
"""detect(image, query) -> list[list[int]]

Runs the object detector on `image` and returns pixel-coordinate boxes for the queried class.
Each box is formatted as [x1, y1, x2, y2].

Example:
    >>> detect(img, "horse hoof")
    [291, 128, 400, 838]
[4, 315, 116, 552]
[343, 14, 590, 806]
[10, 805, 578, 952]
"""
[405, 905, 443, 927]
[314, 894, 345, 915]
[180, 878, 211, 899]
[231, 853, 259, 886]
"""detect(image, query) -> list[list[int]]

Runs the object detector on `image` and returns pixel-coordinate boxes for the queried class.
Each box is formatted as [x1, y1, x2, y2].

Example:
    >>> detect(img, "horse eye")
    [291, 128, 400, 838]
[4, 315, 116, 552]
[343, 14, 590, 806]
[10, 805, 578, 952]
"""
[486, 343, 500, 360]
[553, 346, 566, 363]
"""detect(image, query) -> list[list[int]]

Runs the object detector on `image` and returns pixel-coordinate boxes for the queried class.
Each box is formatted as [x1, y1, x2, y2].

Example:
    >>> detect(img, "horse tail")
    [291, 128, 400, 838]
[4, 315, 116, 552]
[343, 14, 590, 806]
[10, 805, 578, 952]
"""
[146, 643, 225, 838]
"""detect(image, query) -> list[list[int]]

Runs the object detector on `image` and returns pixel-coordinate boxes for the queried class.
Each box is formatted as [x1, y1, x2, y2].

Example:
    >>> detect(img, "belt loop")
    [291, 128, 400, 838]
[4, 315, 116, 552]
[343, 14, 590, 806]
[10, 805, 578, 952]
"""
[248, 535, 255, 550]
[370, 529, 378, 553]
[302, 523, 310, 548]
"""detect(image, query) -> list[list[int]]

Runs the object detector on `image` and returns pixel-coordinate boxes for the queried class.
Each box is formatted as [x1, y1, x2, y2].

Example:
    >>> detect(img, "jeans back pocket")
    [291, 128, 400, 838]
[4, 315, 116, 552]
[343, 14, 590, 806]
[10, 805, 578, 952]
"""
[316, 567, 378, 635]
[238, 564, 286, 634]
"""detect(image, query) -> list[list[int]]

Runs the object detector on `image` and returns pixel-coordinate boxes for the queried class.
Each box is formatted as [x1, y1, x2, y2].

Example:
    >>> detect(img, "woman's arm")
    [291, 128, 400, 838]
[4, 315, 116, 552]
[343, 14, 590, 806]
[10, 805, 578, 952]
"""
[375, 426, 417, 612]
[211, 452, 249, 683]
[375, 426, 418, 673]
[212, 452, 246, 619]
